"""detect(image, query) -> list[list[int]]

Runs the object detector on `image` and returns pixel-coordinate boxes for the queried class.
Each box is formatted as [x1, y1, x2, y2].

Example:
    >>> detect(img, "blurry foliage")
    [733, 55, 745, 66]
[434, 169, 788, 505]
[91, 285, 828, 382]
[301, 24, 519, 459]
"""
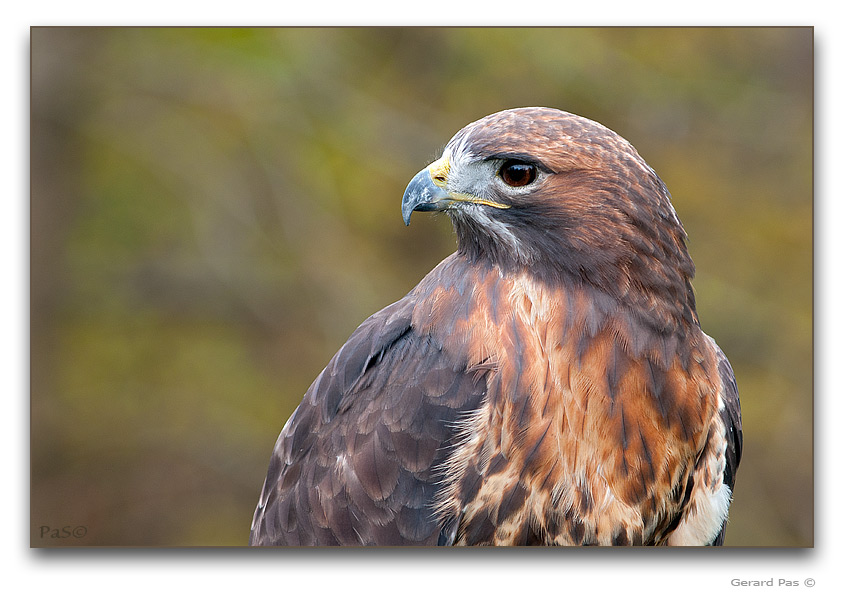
[30, 27, 812, 546]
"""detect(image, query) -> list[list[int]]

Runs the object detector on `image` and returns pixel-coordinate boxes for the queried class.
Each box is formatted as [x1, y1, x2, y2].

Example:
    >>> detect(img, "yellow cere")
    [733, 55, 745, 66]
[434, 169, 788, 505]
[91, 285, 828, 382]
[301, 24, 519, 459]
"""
[427, 155, 451, 188]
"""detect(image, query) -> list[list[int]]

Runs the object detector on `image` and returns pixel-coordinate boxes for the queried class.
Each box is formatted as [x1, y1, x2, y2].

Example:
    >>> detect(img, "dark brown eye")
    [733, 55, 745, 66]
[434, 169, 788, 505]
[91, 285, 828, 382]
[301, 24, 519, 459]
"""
[499, 160, 537, 187]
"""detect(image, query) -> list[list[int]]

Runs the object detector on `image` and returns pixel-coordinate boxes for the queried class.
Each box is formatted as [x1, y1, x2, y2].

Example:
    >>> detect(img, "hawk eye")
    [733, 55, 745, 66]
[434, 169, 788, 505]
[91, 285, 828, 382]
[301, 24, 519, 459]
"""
[499, 160, 537, 187]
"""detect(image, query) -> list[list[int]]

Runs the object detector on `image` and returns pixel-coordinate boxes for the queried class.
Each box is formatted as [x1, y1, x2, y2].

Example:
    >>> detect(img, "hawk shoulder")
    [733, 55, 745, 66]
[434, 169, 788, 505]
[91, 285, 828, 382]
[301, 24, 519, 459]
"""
[249, 294, 489, 545]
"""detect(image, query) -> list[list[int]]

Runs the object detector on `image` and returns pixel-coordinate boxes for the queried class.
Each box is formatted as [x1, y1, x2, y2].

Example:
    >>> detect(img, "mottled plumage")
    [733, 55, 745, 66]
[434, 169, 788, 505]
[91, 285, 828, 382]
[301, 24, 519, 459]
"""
[250, 107, 742, 546]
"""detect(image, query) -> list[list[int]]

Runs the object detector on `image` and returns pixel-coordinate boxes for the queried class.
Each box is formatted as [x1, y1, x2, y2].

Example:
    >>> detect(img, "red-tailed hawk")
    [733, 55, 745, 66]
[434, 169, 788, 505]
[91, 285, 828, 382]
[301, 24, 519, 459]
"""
[249, 107, 742, 546]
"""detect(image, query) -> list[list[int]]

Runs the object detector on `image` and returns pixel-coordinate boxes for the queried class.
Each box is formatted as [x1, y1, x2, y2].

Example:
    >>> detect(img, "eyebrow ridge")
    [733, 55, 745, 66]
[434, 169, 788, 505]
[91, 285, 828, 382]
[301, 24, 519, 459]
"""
[483, 152, 552, 173]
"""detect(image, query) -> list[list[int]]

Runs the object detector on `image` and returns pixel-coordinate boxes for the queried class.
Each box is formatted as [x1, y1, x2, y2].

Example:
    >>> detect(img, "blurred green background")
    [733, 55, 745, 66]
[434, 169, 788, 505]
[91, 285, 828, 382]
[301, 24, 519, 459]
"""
[30, 27, 812, 547]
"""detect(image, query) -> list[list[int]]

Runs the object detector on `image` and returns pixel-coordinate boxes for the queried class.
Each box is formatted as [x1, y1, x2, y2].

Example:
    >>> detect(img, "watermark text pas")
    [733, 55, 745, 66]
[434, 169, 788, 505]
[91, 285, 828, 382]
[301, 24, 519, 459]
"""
[38, 525, 87, 539]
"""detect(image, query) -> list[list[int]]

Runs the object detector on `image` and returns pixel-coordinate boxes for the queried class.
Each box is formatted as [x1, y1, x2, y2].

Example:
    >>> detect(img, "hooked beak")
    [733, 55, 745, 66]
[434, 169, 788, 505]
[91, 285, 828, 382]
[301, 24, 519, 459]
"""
[401, 167, 451, 226]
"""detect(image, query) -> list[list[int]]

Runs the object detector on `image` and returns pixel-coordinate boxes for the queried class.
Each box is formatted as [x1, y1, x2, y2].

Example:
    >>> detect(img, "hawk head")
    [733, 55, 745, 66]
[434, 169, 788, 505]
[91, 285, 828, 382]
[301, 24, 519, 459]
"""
[402, 107, 698, 331]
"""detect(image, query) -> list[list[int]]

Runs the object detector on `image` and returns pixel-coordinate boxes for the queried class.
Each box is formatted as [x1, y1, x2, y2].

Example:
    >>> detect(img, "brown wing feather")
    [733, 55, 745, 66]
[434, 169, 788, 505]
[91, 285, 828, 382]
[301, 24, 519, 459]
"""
[249, 296, 489, 546]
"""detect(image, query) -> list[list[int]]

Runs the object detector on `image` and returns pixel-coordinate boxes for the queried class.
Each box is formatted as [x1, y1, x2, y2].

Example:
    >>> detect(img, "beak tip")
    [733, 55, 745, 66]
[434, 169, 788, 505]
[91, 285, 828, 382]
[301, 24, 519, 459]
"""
[401, 201, 414, 226]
